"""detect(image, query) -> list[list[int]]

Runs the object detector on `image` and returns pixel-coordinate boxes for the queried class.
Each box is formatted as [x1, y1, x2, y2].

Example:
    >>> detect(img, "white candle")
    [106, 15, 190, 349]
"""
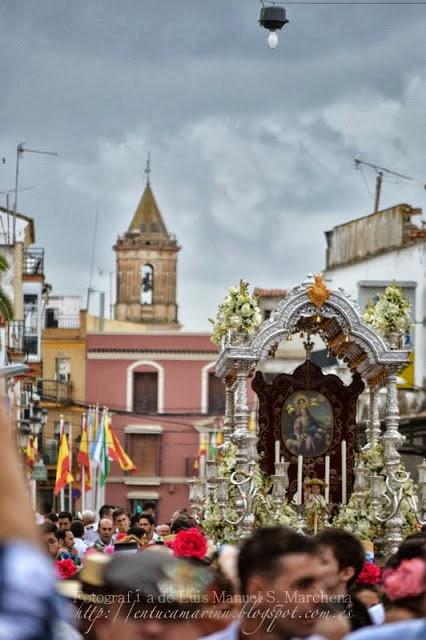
[275, 440, 280, 465]
[297, 455, 303, 505]
[324, 455, 330, 503]
[341, 440, 347, 504]
[199, 455, 206, 480]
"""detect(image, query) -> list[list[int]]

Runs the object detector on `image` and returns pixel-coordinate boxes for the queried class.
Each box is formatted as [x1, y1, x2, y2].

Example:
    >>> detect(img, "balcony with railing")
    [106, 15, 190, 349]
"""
[23, 247, 44, 276]
[36, 379, 73, 405]
[45, 309, 80, 329]
[5, 320, 28, 363]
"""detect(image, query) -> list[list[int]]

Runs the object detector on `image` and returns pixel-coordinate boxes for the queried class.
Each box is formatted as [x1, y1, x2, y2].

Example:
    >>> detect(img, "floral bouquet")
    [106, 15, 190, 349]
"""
[210, 280, 262, 345]
[170, 528, 208, 561]
[54, 558, 79, 580]
[363, 283, 411, 337]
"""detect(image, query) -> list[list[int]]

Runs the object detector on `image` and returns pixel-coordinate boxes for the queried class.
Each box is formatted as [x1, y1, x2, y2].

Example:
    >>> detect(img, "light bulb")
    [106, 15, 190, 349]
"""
[267, 30, 278, 49]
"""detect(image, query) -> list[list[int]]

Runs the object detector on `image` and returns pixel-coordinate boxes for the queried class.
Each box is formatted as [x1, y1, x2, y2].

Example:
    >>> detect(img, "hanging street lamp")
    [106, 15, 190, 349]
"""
[259, 2, 289, 49]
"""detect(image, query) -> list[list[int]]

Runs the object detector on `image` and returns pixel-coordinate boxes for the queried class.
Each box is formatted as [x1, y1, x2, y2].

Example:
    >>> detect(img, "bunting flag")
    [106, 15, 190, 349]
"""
[208, 431, 217, 459]
[91, 414, 109, 487]
[198, 433, 208, 458]
[25, 435, 35, 469]
[105, 416, 136, 472]
[216, 430, 224, 447]
[77, 414, 92, 491]
[54, 431, 74, 495]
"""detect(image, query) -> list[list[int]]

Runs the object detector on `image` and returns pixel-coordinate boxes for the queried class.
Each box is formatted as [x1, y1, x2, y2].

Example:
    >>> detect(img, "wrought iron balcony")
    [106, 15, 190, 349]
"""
[23, 248, 44, 276]
[36, 379, 73, 405]
[44, 310, 80, 329]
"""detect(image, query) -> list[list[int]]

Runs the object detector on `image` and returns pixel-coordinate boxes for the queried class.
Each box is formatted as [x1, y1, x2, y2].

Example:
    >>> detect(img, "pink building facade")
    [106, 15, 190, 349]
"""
[86, 332, 225, 522]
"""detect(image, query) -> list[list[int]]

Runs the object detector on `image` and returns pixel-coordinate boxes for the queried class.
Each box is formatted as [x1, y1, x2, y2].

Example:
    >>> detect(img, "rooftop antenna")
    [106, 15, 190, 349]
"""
[354, 156, 413, 213]
[144, 152, 151, 186]
[13, 142, 58, 242]
[86, 210, 98, 312]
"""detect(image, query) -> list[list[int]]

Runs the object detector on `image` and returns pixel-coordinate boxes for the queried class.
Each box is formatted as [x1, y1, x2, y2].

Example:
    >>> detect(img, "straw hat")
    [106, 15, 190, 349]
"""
[56, 552, 111, 602]
[306, 478, 327, 487]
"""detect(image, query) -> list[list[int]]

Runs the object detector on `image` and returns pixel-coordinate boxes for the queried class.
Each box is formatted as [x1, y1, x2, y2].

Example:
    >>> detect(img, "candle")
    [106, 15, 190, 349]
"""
[275, 440, 280, 464]
[324, 455, 330, 503]
[296, 455, 303, 505]
[341, 440, 347, 504]
[199, 455, 206, 480]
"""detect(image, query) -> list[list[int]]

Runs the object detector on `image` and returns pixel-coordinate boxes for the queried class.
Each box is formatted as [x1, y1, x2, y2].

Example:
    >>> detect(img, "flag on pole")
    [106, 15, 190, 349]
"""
[105, 415, 136, 472]
[77, 414, 92, 491]
[208, 431, 217, 459]
[25, 435, 35, 468]
[90, 414, 109, 487]
[55, 431, 74, 495]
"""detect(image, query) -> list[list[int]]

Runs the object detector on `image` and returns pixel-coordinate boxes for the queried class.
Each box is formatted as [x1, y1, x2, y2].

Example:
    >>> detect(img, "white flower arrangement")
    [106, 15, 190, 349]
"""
[210, 280, 262, 345]
[333, 443, 417, 541]
[201, 444, 298, 543]
[363, 284, 411, 337]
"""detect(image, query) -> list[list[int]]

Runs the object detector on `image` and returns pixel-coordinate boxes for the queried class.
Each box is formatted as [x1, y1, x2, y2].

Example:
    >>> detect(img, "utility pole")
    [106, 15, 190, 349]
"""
[354, 157, 413, 213]
[13, 143, 58, 242]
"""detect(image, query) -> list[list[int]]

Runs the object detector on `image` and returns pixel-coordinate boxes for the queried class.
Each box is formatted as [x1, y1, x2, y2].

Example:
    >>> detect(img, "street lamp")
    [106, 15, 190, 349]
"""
[259, 2, 289, 49]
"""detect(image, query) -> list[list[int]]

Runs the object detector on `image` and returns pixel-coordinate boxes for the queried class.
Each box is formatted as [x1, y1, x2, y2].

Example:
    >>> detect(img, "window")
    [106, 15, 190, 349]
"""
[133, 372, 158, 413]
[131, 435, 159, 476]
[208, 372, 226, 415]
[23, 293, 39, 355]
[264, 309, 272, 320]
[129, 498, 158, 513]
[56, 358, 71, 382]
[141, 264, 154, 305]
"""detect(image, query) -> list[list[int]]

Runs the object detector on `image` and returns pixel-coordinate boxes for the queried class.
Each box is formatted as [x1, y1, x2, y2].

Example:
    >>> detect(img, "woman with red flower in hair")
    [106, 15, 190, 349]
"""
[349, 561, 382, 610]
[381, 539, 426, 624]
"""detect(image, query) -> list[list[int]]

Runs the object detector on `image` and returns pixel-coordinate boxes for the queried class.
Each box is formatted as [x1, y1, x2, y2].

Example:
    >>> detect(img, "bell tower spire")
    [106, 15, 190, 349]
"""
[113, 157, 180, 328]
[144, 152, 151, 186]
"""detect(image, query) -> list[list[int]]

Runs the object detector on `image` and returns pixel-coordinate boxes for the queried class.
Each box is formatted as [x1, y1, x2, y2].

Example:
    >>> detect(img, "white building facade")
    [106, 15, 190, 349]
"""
[324, 203, 426, 390]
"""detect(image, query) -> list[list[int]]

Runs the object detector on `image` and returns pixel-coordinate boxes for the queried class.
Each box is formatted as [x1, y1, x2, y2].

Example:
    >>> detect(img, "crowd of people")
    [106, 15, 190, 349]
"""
[0, 407, 425, 640]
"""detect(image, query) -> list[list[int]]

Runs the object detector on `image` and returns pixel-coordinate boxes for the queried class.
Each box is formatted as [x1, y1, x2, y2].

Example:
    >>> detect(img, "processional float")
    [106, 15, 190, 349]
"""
[189, 275, 426, 556]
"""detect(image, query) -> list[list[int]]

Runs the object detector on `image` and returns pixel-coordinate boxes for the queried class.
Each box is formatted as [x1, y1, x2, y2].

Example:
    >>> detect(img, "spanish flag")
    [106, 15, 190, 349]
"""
[77, 414, 92, 491]
[55, 431, 74, 495]
[105, 416, 136, 472]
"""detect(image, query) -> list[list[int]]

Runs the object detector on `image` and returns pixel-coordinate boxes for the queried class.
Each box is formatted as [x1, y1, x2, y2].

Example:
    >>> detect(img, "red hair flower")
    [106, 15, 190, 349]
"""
[357, 561, 381, 585]
[171, 528, 208, 561]
[54, 558, 78, 580]
[382, 558, 426, 601]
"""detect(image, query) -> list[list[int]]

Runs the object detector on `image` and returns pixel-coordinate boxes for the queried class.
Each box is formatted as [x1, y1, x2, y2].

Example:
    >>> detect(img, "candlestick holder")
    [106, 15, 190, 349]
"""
[370, 458, 426, 556]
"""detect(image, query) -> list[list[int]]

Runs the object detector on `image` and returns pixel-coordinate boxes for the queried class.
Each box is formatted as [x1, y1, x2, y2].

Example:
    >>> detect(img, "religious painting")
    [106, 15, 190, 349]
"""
[281, 390, 333, 457]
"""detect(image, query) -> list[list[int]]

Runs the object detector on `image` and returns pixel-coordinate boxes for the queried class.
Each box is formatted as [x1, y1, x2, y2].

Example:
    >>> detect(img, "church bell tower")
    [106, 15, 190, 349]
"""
[113, 156, 180, 327]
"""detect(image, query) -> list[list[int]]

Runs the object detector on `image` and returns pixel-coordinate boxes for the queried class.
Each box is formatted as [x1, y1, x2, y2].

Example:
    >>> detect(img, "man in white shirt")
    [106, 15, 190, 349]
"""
[70, 520, 88, 558]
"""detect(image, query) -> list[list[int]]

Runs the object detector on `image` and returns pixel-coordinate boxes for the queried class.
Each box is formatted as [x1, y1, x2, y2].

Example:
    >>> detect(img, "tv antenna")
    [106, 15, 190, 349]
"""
[354, 156, 414, 213]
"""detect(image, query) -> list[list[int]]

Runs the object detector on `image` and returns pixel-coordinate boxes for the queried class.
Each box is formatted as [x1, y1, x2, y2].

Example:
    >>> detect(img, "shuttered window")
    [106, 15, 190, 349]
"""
[131, 435, 159, 476]
[208, 372, 225, 415]
[133, 372, 158, 413]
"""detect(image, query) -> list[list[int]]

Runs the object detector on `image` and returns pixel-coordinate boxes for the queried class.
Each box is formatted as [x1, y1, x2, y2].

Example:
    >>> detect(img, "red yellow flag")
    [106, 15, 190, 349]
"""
[77, 415, 92, 491]
[54, 433, 74, 495]
[25, 435, 35, 469]
[105, 417, 136, 472]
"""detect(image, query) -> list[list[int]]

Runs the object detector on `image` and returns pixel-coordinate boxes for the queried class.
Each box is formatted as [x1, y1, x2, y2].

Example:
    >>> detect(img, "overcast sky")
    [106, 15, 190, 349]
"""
[0, 1, 424, 330]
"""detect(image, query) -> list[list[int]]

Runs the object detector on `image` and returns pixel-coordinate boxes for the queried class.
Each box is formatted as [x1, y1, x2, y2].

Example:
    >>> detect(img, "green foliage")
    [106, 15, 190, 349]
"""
[0, 255, 13, 320]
